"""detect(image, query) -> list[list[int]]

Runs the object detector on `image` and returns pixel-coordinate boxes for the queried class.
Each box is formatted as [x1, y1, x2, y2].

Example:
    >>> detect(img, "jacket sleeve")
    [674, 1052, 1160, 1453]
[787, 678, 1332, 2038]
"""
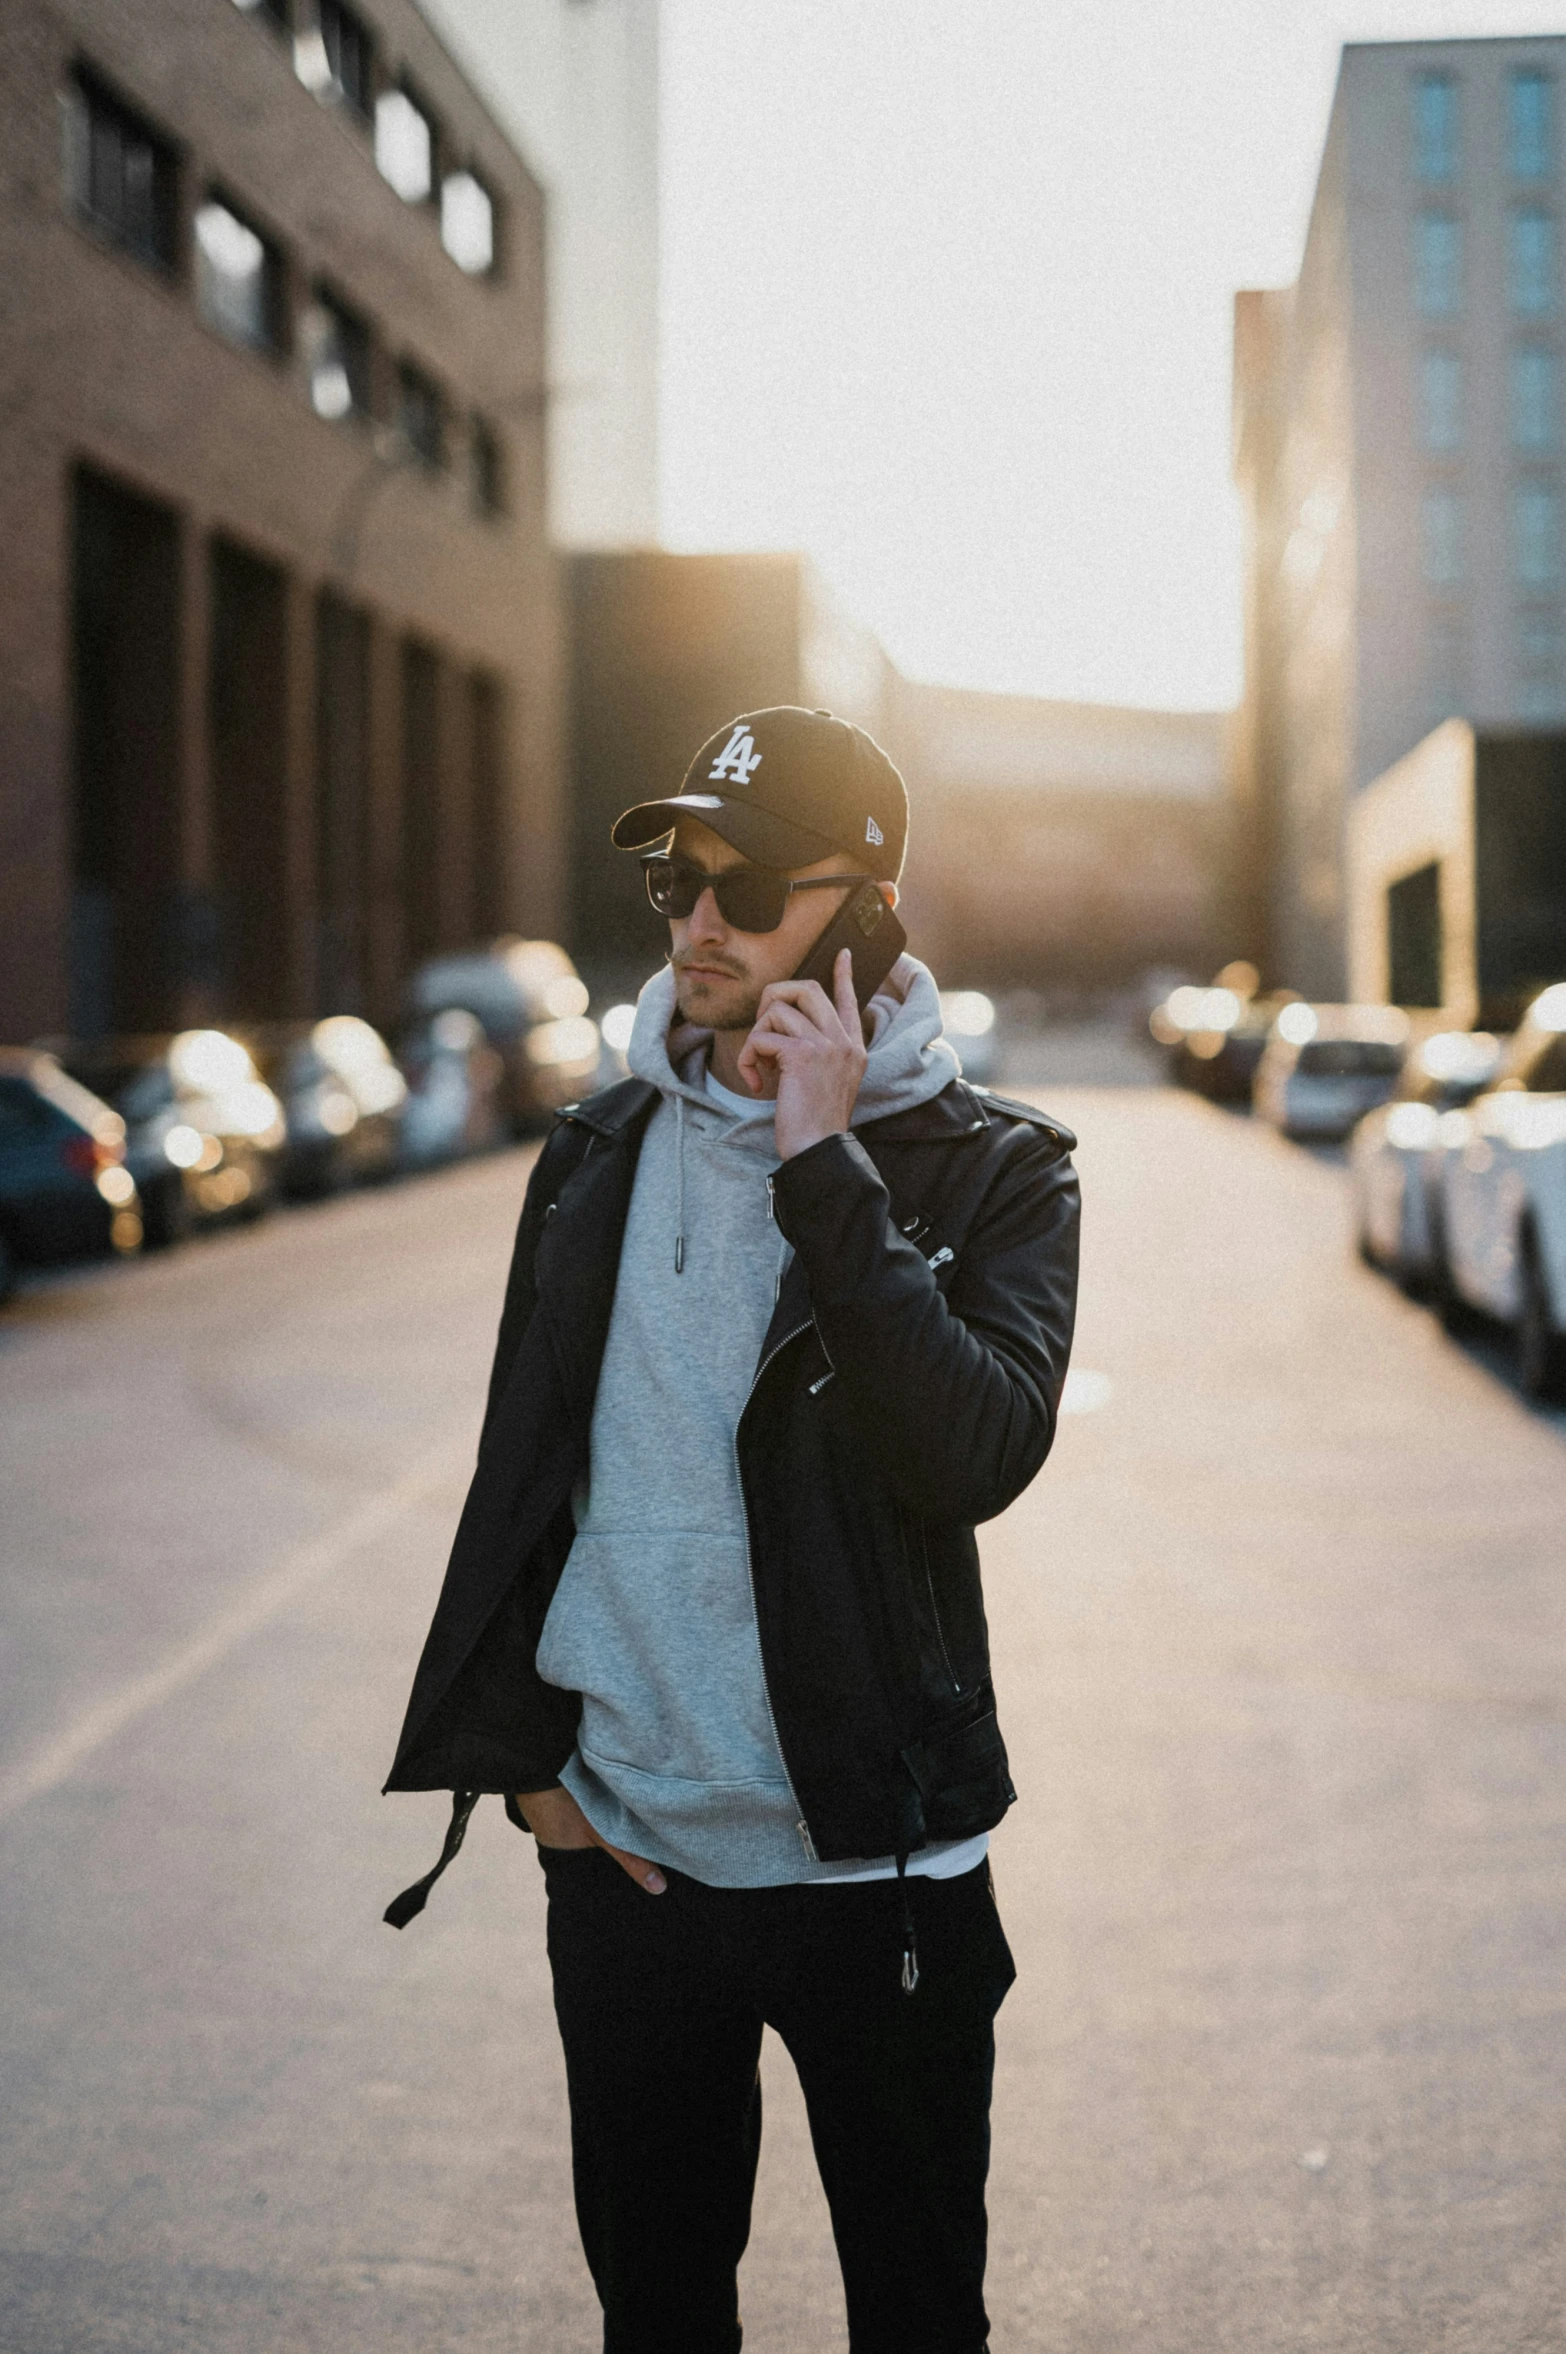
[768, 1122, 1080, 1525]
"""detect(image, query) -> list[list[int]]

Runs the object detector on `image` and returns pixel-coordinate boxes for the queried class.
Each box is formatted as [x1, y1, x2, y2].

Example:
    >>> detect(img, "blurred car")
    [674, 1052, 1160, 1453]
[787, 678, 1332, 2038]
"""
[244, 1016, 408, 1199]
[1433, 982, 1566, 1399]
[60, 1030, 285, 1246]
[1350, 1030, 1503, 1286]
[939, 991, 999, 1086]
[405, 938, 602, 1133]
[397, 1009, 504, 1170]
[1149, 967, 1299, 1104]
[0, 1048, 142, 1300]
[1253, 1003, 1409, 1142]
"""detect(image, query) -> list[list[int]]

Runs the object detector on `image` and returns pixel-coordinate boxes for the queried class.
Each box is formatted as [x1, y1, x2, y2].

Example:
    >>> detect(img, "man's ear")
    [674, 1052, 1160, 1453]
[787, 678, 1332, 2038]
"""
[879, 881, 900, 910]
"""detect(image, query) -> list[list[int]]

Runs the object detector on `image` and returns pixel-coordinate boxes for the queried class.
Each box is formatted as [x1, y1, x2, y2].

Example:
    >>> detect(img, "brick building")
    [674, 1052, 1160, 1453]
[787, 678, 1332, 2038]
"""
[0, 0, 564, 1043]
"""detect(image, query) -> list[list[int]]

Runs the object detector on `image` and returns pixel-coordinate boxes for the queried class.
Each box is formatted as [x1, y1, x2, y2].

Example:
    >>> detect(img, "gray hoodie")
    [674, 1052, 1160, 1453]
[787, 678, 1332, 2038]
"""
[536, 954, 972, 1886]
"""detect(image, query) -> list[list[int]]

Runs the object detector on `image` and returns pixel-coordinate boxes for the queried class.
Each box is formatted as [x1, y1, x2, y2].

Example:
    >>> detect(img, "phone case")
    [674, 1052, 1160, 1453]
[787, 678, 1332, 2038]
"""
[792, 882, 907, 1011]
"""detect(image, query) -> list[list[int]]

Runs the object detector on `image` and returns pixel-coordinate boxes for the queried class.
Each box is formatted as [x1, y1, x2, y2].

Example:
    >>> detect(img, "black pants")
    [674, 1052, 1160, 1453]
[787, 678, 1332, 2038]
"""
[540, 1846, 1016, 2354]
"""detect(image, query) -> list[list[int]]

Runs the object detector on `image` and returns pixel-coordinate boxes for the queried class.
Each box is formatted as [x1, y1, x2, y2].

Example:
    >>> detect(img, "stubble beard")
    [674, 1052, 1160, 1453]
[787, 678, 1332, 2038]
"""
[673, 962, 763, 1033]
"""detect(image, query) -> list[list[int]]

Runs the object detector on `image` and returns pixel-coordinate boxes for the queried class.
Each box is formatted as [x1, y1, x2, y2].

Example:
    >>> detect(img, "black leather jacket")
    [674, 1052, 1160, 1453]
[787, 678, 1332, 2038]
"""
[383, 1073, 1079, 1925]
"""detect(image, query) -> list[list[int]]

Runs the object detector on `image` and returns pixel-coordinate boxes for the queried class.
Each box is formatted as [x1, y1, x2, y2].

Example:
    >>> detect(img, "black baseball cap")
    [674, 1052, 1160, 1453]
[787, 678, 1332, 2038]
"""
[611, 706, 909, 882]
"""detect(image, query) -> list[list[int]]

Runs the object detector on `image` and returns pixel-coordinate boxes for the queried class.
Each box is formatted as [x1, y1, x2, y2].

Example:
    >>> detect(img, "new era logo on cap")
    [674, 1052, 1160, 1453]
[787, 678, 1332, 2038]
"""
[609, 705, 909, 880]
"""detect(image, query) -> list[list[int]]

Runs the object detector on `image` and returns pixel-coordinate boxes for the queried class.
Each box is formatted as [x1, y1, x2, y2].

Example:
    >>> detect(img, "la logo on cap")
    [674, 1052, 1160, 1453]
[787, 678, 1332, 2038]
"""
[708, 726, 762, 786]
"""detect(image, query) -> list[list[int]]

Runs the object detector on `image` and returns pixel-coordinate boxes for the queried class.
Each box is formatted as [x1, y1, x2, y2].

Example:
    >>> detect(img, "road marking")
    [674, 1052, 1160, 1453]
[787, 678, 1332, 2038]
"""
[0, 1428, 472, 1825]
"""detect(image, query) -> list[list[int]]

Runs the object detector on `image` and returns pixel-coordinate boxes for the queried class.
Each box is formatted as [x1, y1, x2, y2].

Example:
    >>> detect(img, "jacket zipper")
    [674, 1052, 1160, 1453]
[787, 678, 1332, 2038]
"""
[918, 1514, 963, 1696]
[735, 1315, 819, 1862]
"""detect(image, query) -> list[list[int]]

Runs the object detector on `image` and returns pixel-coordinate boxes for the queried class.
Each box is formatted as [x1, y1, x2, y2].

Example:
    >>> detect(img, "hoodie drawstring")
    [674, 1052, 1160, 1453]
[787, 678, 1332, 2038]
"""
[674, 1093, 686, 1273]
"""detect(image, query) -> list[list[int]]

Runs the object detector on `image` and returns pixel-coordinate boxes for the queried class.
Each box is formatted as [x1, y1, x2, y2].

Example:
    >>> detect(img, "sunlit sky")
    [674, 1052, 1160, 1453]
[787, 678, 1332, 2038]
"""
[659, 1, 1566, 712]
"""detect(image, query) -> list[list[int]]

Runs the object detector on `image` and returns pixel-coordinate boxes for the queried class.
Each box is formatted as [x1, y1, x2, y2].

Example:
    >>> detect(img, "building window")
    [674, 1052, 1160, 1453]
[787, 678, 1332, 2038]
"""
[441, 170, 495, 275]
[398, 361, 446, 467]
[295, 0, 374, 117]
[1512, 347, 1560, 451]
[1424, 615, 1468, 723]
[1413, 72, 1459, 183]
[194, 197, 283, 354]
[1515, 482, 1562, 586]
[1510, 69, 1553, 181]
[1422, 489, 1463, 586]
[1415, 214, 1461, 316]
[469, 417, 505, 516]
[376, 87, 435, 203]
[1516, 608, 1563, 716]
[1510, 208, 1557, 315]
[1420, 349, 1462, 452]
[66, 70, 179, 274]
[303, 289, 372, 421]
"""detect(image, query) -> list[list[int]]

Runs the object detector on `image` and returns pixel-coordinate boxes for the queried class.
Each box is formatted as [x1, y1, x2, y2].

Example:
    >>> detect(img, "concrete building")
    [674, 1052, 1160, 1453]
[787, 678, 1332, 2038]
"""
[1347, 719, 1566, 1027]
[1234, 35, 1566, 999]
[416, 0, 659, 550]
[889, 683, 1231, 993]
[563, 552, 891, 984]
[0, 0, 565, 1043]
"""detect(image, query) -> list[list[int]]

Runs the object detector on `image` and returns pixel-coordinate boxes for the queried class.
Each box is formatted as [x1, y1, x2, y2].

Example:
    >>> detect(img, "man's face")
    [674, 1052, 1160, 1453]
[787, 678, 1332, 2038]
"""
[667, 818, 869, 1033]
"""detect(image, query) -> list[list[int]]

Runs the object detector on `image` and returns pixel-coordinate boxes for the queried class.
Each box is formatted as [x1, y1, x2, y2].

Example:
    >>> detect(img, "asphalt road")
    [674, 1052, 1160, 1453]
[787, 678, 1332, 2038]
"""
[3, 1088, 1566, 2353]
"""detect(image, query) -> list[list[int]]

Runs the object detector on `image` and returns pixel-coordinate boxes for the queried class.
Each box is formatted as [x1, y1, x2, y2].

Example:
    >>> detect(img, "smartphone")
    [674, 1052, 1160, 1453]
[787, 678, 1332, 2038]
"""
[792, 880, 907, 1011]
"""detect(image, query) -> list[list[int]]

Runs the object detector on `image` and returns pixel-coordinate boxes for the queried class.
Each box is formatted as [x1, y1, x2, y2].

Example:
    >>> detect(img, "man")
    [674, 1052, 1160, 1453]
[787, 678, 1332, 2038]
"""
[384, 706, 1079, 2353]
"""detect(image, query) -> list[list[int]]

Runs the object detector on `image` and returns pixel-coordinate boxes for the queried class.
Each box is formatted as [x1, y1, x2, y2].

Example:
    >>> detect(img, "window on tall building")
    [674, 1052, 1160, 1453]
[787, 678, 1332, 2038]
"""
[1422, 488, 1463, 585]
[1420, 350, 1462, 451]
[1415, 214, 1462, 316]
[295, 0, 374, 117]
[441, 171, 496, 275]
[376, 87, 435, 203]
[66, 71, 179, 274]
[1414, 72, 1459, 182]
[469, 417, 505, 516]
[1510, 69, 1554, 180]
[1512, 347, 1560, 450]
[194, 197, 284, 354]
[1510, 209, 1557, 315]
[398, 361, 446, 467]
[1515, 483, 1562, 585]
[304, 289, 372, 421]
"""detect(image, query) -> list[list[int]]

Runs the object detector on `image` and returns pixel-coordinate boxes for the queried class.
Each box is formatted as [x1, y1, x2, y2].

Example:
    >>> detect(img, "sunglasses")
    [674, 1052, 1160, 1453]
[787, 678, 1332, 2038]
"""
[642, 855, 868, 934]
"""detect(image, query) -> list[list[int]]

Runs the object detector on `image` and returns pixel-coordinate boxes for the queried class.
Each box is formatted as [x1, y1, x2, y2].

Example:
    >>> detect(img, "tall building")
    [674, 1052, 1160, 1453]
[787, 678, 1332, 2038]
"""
[416, 0, 660, 549]
[0, 0, 565, 1043]
[1234, 36, 1566, 997]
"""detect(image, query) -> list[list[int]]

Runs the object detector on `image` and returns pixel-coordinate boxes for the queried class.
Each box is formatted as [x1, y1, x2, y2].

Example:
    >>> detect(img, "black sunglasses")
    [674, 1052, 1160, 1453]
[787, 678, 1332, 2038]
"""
[642, 855, 868, 934]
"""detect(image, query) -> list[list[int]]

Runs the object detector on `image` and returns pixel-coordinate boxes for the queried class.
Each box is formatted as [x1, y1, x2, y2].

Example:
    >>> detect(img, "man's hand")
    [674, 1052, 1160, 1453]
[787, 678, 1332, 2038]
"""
[514, 1786, 667, 1894]
[736, 948, 868, 1160]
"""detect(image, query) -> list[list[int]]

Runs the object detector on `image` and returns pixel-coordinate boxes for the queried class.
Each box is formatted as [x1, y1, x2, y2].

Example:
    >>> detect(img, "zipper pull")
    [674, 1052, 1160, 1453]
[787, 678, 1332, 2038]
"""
[766, 1175, 777, 1223]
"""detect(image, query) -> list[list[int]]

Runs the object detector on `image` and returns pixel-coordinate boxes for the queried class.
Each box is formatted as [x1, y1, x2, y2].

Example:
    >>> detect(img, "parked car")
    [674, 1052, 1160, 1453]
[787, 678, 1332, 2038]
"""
[1253, 1003, 1409, 1142]
[1148, 965, 1297, 1104]
[406, 938, 603, 1133]
[0, 1049, 142, 1300]
[1433, 983, 1566, 1399]
[397, 1009, 504, 1170]
[244, 1016, 408, 1198]
[1350, 1029, 1503, 1285]
[60, 1030, 284, 1245]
